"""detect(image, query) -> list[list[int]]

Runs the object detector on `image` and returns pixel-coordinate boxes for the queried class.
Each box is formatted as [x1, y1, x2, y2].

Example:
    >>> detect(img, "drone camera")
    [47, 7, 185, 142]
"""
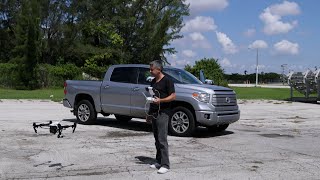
[50, 125, 58, 134]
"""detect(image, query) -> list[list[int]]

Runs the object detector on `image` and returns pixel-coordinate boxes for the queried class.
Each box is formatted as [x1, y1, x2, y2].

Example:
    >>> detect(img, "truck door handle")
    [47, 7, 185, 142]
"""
[104, 85, 110, 89]
[133, 87, 140, 91]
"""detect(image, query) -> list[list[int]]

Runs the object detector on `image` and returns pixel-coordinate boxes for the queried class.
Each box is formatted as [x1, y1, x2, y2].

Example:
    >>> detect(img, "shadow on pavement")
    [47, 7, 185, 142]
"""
[63, 117, 234, 138]
[193, 127, 234, 138]
[135, 156, 157, 165]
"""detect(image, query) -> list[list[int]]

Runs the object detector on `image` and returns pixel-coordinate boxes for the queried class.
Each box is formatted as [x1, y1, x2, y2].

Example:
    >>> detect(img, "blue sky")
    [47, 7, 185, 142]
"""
[166, 0, 320, 74]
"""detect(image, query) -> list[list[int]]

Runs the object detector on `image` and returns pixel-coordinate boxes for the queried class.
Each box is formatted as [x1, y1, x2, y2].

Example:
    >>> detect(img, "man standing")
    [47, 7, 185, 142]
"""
[147, 60, 176, 174]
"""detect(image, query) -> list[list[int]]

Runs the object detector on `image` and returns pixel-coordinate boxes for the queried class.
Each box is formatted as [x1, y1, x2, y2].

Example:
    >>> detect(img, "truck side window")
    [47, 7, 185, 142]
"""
[110, 67, 138, 84]
[138, 68, 152, 85]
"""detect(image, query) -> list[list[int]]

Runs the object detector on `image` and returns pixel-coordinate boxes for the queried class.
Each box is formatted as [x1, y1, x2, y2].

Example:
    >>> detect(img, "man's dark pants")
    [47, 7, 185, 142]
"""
[151, 109, 170, 169]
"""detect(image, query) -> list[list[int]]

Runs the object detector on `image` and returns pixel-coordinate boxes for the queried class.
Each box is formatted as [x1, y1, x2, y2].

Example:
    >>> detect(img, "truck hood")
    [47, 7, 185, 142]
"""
[176, 84, 233, 93]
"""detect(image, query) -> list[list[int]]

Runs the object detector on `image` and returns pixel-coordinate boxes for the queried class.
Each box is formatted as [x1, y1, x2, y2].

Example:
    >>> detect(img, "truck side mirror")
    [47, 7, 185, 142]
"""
[199, 70, 205, 83]
[205, 79, 214, 85]
[146, 76, 154, 82]
[200, 70, 214, 85]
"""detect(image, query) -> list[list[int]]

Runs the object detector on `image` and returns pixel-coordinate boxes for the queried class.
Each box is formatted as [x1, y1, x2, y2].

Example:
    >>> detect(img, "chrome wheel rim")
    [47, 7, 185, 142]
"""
[78, 104, 90, 122]
[171, 111, 190, 133]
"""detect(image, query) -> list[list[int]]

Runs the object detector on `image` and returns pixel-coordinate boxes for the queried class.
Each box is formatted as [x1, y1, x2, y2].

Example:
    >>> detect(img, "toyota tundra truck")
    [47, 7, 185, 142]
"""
[63, 64, 240, 136]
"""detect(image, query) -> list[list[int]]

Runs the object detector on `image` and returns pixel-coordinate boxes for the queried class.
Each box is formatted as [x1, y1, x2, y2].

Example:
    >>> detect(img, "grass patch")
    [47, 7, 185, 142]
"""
[0, 87, 315, 101]
[0, 88, 64, 102]
[231, 87, 307, 100]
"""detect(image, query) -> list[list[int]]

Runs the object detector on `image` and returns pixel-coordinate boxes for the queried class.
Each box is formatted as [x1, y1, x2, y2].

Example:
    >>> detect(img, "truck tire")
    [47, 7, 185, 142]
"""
[115, 115, 132, 122]
[75, 100, 97, 124]
[169, 106, 195, 137]
[208, 124, 229, 132]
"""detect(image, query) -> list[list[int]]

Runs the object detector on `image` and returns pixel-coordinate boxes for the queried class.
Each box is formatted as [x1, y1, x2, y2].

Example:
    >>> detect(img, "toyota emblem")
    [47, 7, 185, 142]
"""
[225, 97, 231, 103]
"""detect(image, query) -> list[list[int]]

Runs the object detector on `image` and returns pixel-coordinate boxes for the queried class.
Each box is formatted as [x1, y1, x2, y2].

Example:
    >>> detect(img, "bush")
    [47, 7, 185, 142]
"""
[82, 65, 108, 80]
[0, 63, 20, 88]
[1, 63, 90, 88]
[37, 63, 82, 88]
[185, 58, 229, 87]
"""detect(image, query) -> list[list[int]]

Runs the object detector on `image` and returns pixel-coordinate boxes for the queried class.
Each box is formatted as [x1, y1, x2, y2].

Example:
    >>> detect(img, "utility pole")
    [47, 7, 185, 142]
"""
[255, 48, 259, 87]
[248, 47, 261, 87]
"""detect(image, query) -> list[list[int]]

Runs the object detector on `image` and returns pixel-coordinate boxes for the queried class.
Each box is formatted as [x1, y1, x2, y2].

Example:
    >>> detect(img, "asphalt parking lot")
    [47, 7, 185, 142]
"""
[0, 99, 319, 180]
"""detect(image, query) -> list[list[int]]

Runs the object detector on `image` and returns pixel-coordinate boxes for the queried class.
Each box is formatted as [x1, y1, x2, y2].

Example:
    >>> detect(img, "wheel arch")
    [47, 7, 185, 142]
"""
[74, 94, 96, 115]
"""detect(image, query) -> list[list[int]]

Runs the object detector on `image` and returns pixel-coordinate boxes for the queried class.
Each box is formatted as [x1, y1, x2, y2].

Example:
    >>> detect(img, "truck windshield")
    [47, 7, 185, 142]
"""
[163, 68, 202, 84]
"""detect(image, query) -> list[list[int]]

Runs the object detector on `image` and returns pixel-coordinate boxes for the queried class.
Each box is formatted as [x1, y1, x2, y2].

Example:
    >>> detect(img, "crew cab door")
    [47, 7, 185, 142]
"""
[101, 67, 138, 116]
[130, 67, 152, 118]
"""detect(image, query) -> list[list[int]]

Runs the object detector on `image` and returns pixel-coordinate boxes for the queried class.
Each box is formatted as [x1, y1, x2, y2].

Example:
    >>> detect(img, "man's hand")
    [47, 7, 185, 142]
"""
[153, 97, 161, 104]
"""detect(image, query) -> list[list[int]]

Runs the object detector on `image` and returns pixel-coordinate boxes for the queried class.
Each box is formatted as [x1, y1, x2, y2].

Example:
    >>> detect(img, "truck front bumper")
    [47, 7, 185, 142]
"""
[63, 99, 72, 108]
[195, 110, 240, 127]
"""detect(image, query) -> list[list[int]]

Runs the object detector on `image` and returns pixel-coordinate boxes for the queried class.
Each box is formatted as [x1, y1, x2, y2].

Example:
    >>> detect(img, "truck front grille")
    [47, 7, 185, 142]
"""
[212, 93, 237, 107]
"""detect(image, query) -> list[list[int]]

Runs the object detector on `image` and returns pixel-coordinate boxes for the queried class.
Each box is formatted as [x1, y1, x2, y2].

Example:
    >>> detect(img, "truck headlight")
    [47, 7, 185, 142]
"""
[192, 92, 210, 103]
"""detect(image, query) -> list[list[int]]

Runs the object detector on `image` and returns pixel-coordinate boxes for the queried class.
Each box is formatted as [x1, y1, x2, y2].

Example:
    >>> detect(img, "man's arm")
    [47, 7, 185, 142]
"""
[153, 93, 176, 104]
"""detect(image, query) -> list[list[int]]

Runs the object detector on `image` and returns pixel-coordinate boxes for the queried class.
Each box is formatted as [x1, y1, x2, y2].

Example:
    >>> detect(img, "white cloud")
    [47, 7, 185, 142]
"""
[182, 16, 217, 33]
[274, 40, 299, 55]
[239, 65, 246, 70]
[188, 32, 211, 48]
[192, 40, 212, 49]
[182, 50, 197, 58]
[172, 34, 212, 49]
[186, 0, 229, 13]
[250, 64, 267, 71]
[220, 58, 235, 68]
[170, 59, 192, 68]
[269, 1, 300, 16]
[259, 1, 300, 35]
[244, 28, 256, 37]
[170, 54, 178, 59]
[259, 9, 297, 35]
[248, 40, 268, 49]
[216, 31, 238, 54]
[189, 32, 205, 41]
[219, 59, 249, 74]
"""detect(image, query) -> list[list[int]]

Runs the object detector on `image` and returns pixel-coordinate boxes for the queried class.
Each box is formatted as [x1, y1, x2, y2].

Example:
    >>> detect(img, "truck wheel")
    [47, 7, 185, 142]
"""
[75, 100, 97, 124]
[208, 124, 229, 132]
[115, 115, 132, 122]
[169, 106, 195, 137]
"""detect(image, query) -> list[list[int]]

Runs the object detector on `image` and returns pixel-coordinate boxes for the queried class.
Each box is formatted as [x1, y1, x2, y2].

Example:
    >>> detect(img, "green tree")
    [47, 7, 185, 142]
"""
[184, 58, 228, 87]
[111, 0, 189, 64]
[0, 0, 190, 88]
[11, 0, 41, 89]
[0, 0, 21, 62]
[39, 0, 67, 65]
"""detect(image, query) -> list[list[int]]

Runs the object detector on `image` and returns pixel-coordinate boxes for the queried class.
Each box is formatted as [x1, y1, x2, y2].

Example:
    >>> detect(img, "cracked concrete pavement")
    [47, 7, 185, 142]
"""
[0, 99, 319, 179]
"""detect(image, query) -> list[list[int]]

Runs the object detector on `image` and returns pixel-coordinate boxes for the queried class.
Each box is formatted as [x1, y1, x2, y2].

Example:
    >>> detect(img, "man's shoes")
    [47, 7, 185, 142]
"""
[157, 167, 169, 174]
[150, 163, 161, 169]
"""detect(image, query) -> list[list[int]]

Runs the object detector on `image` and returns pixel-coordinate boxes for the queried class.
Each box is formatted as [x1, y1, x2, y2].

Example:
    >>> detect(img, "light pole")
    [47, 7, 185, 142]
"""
[255, 48, 259, 87]
[248, 47, 260, 87]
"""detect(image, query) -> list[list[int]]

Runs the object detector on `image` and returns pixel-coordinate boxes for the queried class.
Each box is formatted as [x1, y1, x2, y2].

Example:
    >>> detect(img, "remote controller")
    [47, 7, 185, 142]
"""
[146, 97, 155, 102]
[143, 87, 156, 102]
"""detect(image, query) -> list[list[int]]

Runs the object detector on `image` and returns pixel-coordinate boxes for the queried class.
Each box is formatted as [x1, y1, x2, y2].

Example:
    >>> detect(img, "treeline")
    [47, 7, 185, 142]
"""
[184, 58, 281, 86]
[0, 0, 188, 89]
[225, 72, 281, 84]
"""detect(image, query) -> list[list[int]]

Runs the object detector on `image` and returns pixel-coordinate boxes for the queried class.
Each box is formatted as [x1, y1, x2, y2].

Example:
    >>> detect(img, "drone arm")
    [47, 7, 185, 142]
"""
[33, 121, 52, 133]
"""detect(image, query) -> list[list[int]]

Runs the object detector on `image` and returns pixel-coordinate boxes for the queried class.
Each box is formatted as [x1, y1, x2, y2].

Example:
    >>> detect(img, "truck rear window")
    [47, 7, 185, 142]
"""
[110, 67, 137, 83]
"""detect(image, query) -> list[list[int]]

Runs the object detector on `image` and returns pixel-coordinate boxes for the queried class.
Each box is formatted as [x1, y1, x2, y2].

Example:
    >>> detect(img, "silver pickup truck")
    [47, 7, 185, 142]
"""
[63, 64, 240, 136]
